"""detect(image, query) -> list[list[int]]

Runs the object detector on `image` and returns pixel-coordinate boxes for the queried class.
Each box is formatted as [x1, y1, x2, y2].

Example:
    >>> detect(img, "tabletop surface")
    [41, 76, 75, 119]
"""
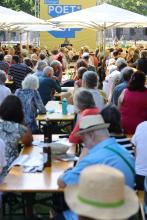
[36, 101, 75, 121]
[54, 87, 74, 99]
[5, 79, 14, 85]
[0, 135, 75, 192]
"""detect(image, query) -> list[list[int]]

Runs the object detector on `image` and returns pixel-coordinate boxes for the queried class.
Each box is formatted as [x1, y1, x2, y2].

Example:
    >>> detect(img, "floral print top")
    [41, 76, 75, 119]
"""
[15, 89, 46, 133]
[0, 120, 27, 178]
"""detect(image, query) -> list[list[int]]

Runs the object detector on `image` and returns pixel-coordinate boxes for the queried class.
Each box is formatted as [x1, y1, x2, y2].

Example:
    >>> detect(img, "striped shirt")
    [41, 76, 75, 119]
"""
[110, 134, 135, 157]
[9, 63, 31, 89]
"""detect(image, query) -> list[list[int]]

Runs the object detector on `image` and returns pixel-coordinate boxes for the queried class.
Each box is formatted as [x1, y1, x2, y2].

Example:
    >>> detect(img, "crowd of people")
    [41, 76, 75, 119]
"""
[0, 42, 147, 219]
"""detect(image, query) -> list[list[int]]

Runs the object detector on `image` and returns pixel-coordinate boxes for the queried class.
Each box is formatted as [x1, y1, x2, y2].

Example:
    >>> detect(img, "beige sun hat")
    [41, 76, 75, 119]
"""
[65, 165, 139, 220]
[76, 115, 109, 136]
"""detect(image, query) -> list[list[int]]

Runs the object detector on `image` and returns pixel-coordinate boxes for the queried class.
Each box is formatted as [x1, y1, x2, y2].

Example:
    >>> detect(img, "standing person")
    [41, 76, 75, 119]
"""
[38, 66, 61, 105]
[118, 71, 147, 134]
[15, 74, 46, 133]
[64, 165, 139, 220]
[0, 70, 11, 105]
[9, 55, 31, 90]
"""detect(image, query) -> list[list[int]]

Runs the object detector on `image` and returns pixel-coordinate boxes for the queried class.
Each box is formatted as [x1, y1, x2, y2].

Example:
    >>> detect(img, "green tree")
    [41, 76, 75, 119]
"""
[0, 0, 35, 15]
[96, 0, 147, 16]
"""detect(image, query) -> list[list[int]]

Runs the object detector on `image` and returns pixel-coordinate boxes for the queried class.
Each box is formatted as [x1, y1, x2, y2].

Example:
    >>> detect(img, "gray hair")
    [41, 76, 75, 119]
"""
[0, 70, 6, 84]
[93, 128, 109, 137]
[36, 61, 47, 71]
[115, 58, 127, 66]
[50, 60, 62, 68]
[43, 66, 54, 77]
[140, 50, 147, 59]
[74, 88, 96, 111]
[82, 71, 98, 89]
[22, 74, 39, 90]
[4, 54, 12, 63]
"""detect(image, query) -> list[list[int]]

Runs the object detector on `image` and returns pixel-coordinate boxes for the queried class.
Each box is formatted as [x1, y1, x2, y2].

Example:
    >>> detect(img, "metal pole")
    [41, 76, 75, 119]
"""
[20, 32, 22, 53]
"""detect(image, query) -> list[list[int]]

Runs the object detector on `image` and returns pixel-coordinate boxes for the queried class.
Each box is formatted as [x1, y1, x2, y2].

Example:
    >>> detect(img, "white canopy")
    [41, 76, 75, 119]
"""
[0, 6, 46, 24]
[49, 3, 147, 30]
[0, 6, 58, 32]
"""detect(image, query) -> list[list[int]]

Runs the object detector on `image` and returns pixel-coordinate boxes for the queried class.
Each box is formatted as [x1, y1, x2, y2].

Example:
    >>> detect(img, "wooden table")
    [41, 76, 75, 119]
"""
[36, 101, 75, 122]
[0, 135, 76, 217]
[54, 87, 74, 100]
[0, 135, 75, 192]
[5, 79, 14, 85]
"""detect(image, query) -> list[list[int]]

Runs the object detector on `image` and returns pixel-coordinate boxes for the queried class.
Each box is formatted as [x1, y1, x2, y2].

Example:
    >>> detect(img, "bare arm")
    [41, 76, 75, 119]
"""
[57, 177, 66, 188]
[117, 89, 125, 110]
[21, 127, 33, 147]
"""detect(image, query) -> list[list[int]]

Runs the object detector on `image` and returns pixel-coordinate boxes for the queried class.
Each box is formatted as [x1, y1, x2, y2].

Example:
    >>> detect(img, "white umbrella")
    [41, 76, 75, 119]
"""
[0, 6, 46, 27]
[48, 3, 147, 51]
[48, 3, 147, 30]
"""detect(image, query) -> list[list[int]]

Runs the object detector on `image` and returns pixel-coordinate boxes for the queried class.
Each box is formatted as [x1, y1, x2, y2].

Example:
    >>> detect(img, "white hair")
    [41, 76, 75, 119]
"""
[22, 74, 39, 90]
[43, 66, 54, 77]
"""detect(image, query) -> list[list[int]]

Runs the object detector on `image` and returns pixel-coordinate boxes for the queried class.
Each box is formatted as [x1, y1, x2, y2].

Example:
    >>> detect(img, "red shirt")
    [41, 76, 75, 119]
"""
[69, 108, 100, 144]
[120, 88, 147, 134]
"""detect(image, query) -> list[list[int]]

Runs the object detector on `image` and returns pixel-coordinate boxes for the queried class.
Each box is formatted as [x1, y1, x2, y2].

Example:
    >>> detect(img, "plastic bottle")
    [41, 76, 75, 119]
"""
[62, 98, 68, 115]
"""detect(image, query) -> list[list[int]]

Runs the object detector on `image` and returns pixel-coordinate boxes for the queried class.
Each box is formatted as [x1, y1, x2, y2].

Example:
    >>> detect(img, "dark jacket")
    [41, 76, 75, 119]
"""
[38, 76, 61, 105]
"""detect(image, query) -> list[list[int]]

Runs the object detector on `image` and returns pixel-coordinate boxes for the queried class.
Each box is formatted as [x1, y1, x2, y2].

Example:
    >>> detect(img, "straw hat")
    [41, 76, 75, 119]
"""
[76, 115, 109, 136]
[65, 165, 139, 220]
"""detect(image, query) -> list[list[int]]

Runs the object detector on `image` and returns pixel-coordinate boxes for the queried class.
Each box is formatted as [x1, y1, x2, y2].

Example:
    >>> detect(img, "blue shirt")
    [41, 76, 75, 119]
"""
[61, 138, 135, 188]
[111, 81, 128, 105]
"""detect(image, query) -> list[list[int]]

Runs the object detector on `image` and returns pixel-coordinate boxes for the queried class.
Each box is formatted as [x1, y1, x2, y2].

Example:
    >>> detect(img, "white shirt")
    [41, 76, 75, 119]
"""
[0, 138, 6, 173]
[132, 121, 147, 176]
[0, 85, 11, 105]
[103, 70, 120, 100]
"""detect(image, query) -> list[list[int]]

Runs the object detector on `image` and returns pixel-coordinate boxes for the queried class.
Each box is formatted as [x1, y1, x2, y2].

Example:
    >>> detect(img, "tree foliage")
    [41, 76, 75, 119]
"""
[97, 0, 147, 16]
[0, 0, 35, 15]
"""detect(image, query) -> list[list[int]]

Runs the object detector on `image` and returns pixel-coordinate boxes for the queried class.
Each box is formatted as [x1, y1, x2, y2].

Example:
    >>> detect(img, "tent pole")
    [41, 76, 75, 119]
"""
[19, 32, 22, 53]
[27, 31, 29, 49]
[103, 22, 106, 56]
[7, 31, 10, 47]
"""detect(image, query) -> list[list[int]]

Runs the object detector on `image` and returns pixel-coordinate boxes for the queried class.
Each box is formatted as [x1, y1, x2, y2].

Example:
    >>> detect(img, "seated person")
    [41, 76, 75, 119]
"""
[58, 114, 135, 189]
[0, 138, 6, 175]
[50, 60, 62, 83]
[64, 165, 139, 220]
[74, 67, 87, 89]
[82, 71, 105, 110]
[33, 60, 47, 77]
[15, 74, 46, 133]
[0, 70, 11, 105]
[0, 95, 32, 178]
[101, 104, 135, 157]
[69, 89, 100, 144]
[38, 66, 61, 105]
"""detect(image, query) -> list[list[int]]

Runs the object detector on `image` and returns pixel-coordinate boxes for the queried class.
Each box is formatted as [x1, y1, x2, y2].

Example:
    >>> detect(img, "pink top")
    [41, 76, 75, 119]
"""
[69, 108, 100, 144]
[120, 88, 147, 134]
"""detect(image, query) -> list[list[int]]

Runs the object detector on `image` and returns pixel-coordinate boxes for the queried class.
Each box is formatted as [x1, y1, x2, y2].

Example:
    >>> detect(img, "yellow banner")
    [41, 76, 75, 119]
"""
[40, 0, 97, 50]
